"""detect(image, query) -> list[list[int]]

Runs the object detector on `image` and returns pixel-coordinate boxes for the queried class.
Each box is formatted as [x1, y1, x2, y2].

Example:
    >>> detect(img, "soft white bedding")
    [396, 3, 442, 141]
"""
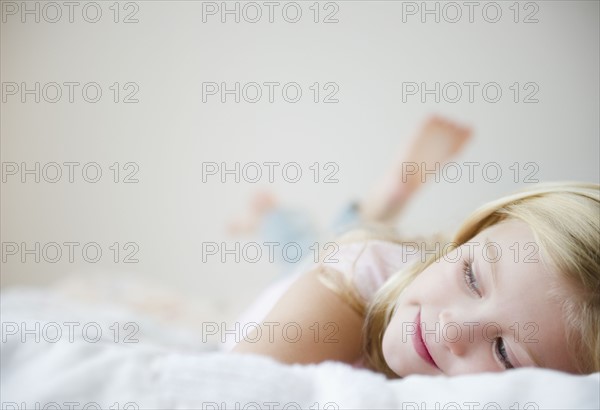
[1, 287, 599, 410]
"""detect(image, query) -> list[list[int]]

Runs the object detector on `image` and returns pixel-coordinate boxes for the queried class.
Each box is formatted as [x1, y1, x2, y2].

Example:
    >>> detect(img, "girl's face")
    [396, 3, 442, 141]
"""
[382, 219, 578, 376]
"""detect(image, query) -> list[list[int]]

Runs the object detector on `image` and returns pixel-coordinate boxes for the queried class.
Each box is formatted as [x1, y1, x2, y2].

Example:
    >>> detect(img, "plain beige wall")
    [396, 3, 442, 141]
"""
[1, 1, 599, 321]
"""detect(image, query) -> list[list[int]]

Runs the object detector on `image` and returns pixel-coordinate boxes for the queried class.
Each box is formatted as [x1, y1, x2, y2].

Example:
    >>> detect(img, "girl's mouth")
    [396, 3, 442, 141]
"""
[412, 309, 440, 369]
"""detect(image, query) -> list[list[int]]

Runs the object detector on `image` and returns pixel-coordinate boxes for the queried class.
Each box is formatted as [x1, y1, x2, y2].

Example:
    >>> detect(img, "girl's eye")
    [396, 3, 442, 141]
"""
[462, 258, 481, 297]
[495, 338, 515, 370]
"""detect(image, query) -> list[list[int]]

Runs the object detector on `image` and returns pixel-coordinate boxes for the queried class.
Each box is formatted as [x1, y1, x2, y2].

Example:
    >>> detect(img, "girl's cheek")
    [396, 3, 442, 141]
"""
[420, 261, 452, 292]
[381, 314, 405, 370]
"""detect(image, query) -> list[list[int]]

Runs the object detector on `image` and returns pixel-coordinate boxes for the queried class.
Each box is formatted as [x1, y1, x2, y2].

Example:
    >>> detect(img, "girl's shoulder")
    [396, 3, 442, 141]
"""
[319, 239, 421, 303]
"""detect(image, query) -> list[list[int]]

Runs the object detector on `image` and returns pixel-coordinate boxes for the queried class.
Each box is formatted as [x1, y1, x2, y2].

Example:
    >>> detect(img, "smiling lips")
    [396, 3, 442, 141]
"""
[412, 310, 439, 369]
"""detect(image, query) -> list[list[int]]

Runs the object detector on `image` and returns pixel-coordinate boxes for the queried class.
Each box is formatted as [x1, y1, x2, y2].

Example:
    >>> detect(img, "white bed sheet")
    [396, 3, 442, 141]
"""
[1, 287, 598, 410]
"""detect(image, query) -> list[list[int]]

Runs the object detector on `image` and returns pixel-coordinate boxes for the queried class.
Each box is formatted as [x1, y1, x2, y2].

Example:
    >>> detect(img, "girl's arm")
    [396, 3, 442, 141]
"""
[231, 266, 364, 365]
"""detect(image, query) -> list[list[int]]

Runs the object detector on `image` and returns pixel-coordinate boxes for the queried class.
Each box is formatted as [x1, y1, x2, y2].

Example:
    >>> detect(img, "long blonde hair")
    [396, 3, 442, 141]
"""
[318, 182, 600, 377]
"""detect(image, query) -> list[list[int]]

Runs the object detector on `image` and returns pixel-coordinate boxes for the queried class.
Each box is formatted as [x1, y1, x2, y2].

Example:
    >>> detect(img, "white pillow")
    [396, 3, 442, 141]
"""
[2, 288, 599, 410]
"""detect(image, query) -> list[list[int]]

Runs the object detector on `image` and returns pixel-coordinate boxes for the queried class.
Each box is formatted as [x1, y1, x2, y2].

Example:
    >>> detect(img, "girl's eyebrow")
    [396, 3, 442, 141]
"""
[523, 341, 544, 368]
[483, 237, 544, 368]
[483, 237, 499, 293]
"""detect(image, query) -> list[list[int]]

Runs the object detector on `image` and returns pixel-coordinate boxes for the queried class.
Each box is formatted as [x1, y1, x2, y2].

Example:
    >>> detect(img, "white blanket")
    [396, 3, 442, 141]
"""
[2, 288, 599, 410]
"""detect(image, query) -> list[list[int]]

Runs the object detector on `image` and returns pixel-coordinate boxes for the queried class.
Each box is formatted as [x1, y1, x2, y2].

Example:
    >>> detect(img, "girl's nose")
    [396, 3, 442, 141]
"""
[438, 309, 477, 356]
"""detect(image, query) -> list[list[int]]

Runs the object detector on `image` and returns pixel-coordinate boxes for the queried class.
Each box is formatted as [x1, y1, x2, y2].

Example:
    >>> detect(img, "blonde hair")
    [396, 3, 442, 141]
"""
[318, 181, 600, 377]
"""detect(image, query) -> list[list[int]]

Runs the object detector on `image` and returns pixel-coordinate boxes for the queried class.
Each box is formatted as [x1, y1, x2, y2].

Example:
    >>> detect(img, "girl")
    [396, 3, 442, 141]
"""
[230, 118, 600, 378]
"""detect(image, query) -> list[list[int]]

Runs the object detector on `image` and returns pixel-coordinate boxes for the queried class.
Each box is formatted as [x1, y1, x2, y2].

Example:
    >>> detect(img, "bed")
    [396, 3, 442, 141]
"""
[1, 275, 598, 410]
